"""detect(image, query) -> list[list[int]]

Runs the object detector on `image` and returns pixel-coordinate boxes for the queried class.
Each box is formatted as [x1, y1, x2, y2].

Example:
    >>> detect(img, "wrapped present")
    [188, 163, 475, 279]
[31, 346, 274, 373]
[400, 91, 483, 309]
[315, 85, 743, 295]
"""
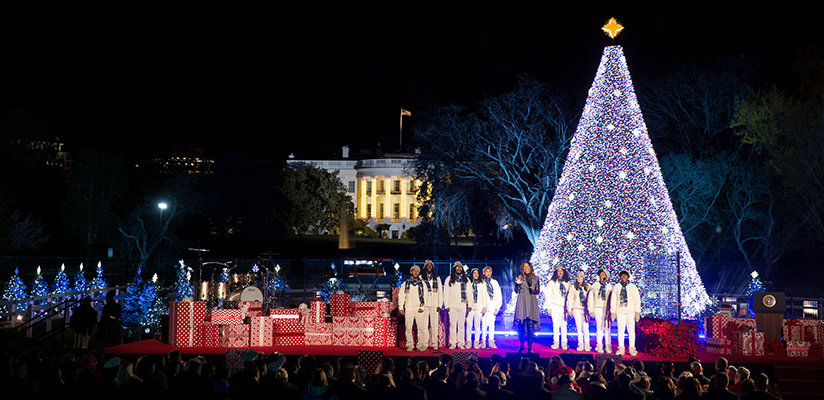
[211, 309, 244, 325]
[373, 317, 397, 347]
[377, 300, 392, 317]
[250, 316, 275, 346]
[704, 337, 731, 354]
[358, 350, 383, 376]
[784, 319, 821, 344]
[391, 288, 400, 311]
[453, 351, 478, 367]
[783, 325, 805, 343]
[309, 300, 326, 323]
[333, 316, 376, 346]
[331, 293, 351, 316]
[203, 324, 220, 348]
[226, 349, 245, 374]
[169, 301, 208, 347]
[786, 343, 810, 357]
[219, 324, 250, 348]
[738, 331, 765, 356]
[304, 322, 333, 346]
[238, 301, 263, 319]
[351, 301, 380, 317]
[274, 320, 304, 346]
[269, 308, 302, 323]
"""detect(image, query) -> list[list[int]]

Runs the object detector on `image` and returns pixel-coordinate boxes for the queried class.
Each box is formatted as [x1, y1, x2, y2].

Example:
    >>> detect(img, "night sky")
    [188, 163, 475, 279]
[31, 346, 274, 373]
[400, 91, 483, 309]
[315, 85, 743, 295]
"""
[0, 3, 821, 161]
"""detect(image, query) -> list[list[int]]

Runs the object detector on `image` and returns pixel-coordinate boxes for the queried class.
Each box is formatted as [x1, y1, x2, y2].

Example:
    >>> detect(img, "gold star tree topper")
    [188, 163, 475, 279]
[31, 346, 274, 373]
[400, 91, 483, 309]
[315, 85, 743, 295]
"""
[601, 17, 624, 39]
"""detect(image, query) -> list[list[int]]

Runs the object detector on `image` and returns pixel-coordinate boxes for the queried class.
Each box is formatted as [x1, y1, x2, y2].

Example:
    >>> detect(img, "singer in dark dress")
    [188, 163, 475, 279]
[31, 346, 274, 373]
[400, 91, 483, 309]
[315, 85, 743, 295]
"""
[514, 261, 541, 352]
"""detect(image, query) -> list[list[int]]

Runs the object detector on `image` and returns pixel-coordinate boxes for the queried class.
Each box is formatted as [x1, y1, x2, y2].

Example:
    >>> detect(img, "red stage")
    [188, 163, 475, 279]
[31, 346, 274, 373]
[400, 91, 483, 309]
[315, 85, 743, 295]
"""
[103, 335, 823, 367]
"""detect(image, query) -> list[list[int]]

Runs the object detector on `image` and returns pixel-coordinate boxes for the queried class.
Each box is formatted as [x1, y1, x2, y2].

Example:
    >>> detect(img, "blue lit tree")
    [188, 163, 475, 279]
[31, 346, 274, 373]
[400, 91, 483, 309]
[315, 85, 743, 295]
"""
[73, 263, 89, 293]
[744, 271, 768, 297]
[318, 263, 341, 301]
[393, 263, 404, 288]
[140, 273, 166, 329]
[52, 264, 71, 296]
[30, 266, 50, 311]
[90, 261, 108, 291]
[268, 264, 290, 292]
[2, 268, 28, 313]
[527, 45, 710, 318]
[174, 260, 193, 300]
[122, 267, 145, 328]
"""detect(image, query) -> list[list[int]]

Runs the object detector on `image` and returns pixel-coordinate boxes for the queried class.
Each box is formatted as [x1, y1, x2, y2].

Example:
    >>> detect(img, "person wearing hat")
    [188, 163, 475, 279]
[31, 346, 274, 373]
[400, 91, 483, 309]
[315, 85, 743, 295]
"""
[567, 271, 591, 352]
[587, 269, 613, 354]
[547, 266, 571, 350]
[610, 270, 641, 356]
[480, 266, 502, 349]
[420, 260, 444, 351]
[444, 261, 470, 349]
[465, 267, 488, 349]
[514, 261, 541, 353]
[399, 264, 428, 351]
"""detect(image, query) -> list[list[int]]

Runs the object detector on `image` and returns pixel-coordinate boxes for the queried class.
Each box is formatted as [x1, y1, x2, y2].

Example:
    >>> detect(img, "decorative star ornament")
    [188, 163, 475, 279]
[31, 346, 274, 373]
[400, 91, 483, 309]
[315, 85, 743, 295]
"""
[602, 17, 624, 39]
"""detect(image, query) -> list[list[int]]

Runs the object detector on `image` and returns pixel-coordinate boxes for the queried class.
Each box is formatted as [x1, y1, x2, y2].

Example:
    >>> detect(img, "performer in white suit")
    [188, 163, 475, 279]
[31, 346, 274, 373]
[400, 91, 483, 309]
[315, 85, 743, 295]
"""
[587, 269, 613, 353]
[481, 266, 502, 349]
[610, 270, 641, 356]
[566, 271, 591, 352]
[420, 260, 443, 351]
[443, 261, 470, 349]
[398, 265, 428, 352]
[465, 267, 488, 349]
[546, 266, 571, 350]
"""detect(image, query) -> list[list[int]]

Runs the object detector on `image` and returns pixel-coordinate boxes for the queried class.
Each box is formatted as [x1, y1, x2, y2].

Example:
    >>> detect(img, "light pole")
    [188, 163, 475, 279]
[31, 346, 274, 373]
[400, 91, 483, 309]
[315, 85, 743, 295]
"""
[158, 202, 168, 224]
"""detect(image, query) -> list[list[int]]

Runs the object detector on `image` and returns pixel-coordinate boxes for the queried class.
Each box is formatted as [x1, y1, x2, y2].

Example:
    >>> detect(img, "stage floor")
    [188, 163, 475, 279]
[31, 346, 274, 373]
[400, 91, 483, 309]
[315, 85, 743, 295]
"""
[103, 334, 822, 366]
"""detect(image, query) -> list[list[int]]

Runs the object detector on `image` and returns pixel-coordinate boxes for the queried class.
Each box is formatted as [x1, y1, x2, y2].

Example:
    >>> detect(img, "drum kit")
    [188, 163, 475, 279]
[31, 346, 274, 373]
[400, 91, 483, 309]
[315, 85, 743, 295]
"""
[196, 260, 285, 309]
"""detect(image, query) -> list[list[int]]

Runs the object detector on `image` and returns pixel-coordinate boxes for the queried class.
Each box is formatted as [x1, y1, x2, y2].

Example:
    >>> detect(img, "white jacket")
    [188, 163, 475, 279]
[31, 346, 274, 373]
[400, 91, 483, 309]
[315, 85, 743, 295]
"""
[421, 275, 443, 308]
[566, 283, 589, 312]
[610, 282, 641, 315]
[546, 280, 571, 307]
[398, 278, 427, 310]
[443, 276, 470, 308]
[485, 278, 503, 313]
[587, 281, 613, 309]
[466, 280, 489, 311]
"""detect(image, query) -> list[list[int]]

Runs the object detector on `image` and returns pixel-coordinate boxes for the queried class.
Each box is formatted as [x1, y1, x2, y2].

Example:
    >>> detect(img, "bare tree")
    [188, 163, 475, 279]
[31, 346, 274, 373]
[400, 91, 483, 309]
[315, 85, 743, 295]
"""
[414, 76, 576, 246]
[118, 200, 180, 269]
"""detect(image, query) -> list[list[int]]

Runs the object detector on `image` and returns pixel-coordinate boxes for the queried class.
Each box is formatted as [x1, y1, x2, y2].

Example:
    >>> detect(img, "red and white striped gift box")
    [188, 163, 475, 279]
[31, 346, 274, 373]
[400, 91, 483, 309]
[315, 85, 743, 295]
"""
[169, 301, 207, 347]
[309, 300, 326, 323]
[269, 308, 302, 324]
[211, 309, 244, 325]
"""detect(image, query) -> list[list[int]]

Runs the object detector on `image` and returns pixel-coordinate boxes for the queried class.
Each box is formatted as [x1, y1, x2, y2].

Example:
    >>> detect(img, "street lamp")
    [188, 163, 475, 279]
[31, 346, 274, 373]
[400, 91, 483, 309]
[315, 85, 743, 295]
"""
[158, 202, 168, 223]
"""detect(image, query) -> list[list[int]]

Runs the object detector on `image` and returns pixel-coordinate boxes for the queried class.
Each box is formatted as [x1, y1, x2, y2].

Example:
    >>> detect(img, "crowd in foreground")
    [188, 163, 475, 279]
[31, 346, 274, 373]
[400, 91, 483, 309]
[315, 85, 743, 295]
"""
[2, 348, 784, 400]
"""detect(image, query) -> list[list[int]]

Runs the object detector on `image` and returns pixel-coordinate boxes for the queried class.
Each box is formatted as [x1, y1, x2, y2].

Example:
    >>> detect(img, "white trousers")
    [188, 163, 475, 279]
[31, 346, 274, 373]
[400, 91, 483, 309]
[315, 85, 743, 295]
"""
[404, 307, 428, 350]
[550, 304, 567, 345]
[593, 307, 611, 349]
[572, 308, 590, 348]
[616, 313, 636, 349]
[481, 311, 496, 344]
[424, 306, 440, 348]
[466, 309, 483, 345]
[448, 303, 467, 347]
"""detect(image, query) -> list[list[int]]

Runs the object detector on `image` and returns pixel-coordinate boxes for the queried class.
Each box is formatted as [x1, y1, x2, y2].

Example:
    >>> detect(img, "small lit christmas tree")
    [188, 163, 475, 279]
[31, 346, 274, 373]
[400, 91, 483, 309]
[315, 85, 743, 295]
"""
[30, 266, 50, 311]
[51, 264, 71, 297]
[73, 263, 89, 293]
[393, 263, 404, 288]
[218, 267, 229, 283]
[2, 268, 29, 313]
[174, 260, 193, 300]
[318, 263, 341, 301]
[268, 264, 290, 292]
[122, 267, 145, 328]
[90, 261, 108, 291]
[140, 273, 166, 329]
[744, 271, 768, 297]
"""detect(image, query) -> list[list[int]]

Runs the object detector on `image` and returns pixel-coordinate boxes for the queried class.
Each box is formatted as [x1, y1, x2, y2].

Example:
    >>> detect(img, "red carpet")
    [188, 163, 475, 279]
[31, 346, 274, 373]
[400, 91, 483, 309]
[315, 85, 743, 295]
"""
[103, 335, 823, 366]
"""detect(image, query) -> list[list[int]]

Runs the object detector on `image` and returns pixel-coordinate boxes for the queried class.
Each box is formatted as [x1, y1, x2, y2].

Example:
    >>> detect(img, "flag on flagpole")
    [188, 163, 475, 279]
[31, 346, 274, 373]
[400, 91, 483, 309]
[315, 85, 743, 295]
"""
[401, 108, 411, 116]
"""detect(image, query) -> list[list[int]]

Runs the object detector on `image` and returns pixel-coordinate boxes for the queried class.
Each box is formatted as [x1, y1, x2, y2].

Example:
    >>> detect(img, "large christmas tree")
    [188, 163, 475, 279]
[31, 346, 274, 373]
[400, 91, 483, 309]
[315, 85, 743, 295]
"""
[529, 44, 710, 318]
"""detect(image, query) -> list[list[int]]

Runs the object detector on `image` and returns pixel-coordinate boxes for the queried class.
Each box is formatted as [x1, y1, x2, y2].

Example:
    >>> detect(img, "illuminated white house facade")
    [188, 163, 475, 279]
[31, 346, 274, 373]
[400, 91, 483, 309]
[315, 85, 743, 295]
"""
[287, 146, 422, 239]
